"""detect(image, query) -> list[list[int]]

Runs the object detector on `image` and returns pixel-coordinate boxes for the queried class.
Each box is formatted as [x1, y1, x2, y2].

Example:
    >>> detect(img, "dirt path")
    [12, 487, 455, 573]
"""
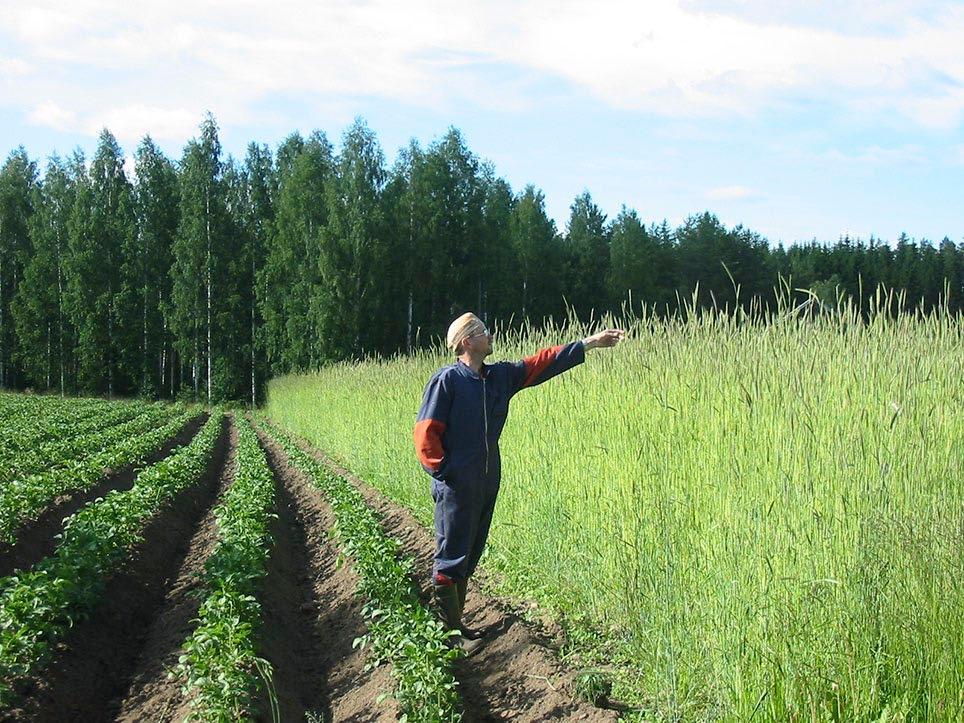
[254, 424, 398, 722]
[1, 414, 229, 723]
[282, 431, 618, 722]
[111, 418, 238, 723]
[0, 413, 209, 580]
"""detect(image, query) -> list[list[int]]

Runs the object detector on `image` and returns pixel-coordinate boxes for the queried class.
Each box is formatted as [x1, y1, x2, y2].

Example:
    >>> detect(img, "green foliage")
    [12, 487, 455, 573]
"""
[176, 415, 276, 721]
[64, 130, 137, 395]
[0, 403, 198, 542]
[564, 190, 610, 317]
[0, 148, 38, 389]
[261, 421, 463, 722]
[11, 154, 75, 391]
[0, 411, 222, 706]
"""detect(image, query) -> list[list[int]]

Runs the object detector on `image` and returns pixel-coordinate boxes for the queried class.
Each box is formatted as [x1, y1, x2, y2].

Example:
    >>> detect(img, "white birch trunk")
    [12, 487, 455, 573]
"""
[46, 322, 51, 388]
[0, 216, 5, 387]
[57, 228, 65, 396]
[407, 292, 413, 354]
[206, 189, 212, 405]
[250, 252, 256, 407]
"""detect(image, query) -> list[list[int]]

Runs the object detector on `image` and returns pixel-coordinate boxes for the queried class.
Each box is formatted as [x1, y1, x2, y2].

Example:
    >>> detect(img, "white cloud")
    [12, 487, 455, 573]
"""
[2, 0, 964, 141]
[85, 105, 199, 144]
[28, 101, 77, 131]
[822, 144, 927, 165]
[706, 185, 758, 200]
[0, 58, 30, 76]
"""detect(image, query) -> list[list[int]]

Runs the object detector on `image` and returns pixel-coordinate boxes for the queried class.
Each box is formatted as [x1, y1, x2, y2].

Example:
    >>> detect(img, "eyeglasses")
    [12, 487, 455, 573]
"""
[467, 327, 492, 340]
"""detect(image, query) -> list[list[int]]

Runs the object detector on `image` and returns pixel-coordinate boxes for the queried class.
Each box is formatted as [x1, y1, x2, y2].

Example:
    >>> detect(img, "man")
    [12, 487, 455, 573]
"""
[413, 312, 624, 655]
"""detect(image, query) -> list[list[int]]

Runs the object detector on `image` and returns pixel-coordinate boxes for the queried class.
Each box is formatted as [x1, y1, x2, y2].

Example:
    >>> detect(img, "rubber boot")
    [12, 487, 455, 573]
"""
[456, 578, 482, 641]
[433, 582, 484, 657]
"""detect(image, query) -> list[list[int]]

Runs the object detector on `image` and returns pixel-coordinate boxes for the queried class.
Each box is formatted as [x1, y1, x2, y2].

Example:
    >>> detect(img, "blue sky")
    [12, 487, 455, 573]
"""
[1, 0, 962, 245]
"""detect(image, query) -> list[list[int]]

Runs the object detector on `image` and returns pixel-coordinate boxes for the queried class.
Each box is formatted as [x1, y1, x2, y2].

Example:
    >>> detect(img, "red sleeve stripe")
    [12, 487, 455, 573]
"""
[413, 418, 446, 471]
[522, 345, 565, 388]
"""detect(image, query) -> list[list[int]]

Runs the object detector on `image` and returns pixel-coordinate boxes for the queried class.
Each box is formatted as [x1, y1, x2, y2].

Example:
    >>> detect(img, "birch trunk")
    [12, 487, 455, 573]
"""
[46, 322, 51, 389]
[57, 228, 65, 396]
[0, 216, 5, 387]
[206, 189, 212, 404]
[250, 252, 256, 407]
[407, 292, 413, 354]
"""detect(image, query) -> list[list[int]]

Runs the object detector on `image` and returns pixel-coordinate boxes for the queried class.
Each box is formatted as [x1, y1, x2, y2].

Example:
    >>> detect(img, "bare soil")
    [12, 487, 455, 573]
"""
[281, 430, 619, 722]
[0, 412, 209, 579]
[254, 423, 399, 722]
[112, 418, 239, 723]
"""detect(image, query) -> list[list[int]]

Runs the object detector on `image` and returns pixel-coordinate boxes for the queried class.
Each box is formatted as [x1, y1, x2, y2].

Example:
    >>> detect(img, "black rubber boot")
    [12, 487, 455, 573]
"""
[433, 582, 484, 657]
[456, 578, 482, 641]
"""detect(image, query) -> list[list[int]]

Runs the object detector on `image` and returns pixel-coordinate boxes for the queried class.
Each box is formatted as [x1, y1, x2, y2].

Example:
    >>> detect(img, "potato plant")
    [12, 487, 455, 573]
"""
[0, 404, 174, 483]
[176, 415, 276, 721]
[261, 421, 462, 723]
[0, 413, 223, 706]
[0, 408, 201, 543]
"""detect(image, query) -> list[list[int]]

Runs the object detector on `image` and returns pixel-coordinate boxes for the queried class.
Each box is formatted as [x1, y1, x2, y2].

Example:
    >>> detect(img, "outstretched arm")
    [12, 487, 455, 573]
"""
[509, 329, 624, 393]
[581, 328, 625, 350]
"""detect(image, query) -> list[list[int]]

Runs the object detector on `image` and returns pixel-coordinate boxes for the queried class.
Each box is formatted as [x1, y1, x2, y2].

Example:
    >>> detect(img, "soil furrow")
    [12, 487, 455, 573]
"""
[255, 425, 398, 722]
[111, 419, 239, 723]
[283, 432, 618, 722]
[0, 412, 209, 580]
[1, 414, 230, 723]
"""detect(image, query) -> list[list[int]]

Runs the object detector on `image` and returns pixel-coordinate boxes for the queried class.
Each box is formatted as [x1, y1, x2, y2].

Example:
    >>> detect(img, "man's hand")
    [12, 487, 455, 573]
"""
[582, 329, 626, 350]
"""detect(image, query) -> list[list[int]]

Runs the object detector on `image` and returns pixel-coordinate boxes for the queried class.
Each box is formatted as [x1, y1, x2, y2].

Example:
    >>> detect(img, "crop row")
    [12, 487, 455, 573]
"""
[0, 413, 223, 705]
[0, 403, 177, 483]
[0, 408, 203, 544]
[259, 421, 462, 723]
[0, 399, 153, 463]
[176, 415, 277, 721]
[0, 394, 114, 426]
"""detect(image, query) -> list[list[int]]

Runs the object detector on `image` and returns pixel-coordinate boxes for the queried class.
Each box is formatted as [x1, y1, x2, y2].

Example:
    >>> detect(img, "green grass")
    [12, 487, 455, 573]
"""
[265, 304, 963, 722]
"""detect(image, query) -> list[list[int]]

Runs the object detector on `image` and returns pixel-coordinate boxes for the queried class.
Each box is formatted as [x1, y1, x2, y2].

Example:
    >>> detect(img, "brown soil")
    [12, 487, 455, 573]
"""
[0, 412, 209, 579]
[254, 423, 399, 722]
[1, 414, 230, 723]
[280, 430, 619, 723]
[111, 417, 239, 723]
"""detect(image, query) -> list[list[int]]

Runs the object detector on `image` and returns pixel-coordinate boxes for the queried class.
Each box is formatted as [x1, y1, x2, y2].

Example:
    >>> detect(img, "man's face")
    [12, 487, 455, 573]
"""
[466, 328, 493, 357]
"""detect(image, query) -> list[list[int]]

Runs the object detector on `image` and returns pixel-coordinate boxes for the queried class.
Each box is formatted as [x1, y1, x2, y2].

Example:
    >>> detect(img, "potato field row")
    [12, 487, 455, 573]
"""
[0, 394, 598, 722]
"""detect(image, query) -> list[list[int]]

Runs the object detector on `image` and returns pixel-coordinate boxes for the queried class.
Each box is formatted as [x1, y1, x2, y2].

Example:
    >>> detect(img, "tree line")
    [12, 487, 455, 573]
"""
[0, 114, 961, 403]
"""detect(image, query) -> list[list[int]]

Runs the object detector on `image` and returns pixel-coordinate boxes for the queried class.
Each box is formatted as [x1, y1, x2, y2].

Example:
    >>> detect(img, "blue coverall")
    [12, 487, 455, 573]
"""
[413, 341, 585, 581]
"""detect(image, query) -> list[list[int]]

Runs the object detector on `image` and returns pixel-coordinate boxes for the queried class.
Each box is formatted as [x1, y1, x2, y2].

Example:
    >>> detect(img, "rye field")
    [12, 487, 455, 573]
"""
[266, 303, 964, 722]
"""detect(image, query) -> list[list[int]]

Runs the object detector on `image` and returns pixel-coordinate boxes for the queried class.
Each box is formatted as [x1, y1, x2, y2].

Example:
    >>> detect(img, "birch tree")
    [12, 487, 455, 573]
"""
[130, 136, 179, 397]
[172, 114, 228, 402]
[13, 155, 74, 392]
[0, 148, 37, 389]
[65, 131, 134, 396]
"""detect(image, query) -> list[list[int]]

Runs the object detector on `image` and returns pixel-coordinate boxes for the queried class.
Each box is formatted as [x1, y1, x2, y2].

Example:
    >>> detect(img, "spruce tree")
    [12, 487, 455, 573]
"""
[260, 131, 332, 373]
[510, 185, 564, 323]
[0, 149, 38, 389]
[240, 142, 274, 405]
